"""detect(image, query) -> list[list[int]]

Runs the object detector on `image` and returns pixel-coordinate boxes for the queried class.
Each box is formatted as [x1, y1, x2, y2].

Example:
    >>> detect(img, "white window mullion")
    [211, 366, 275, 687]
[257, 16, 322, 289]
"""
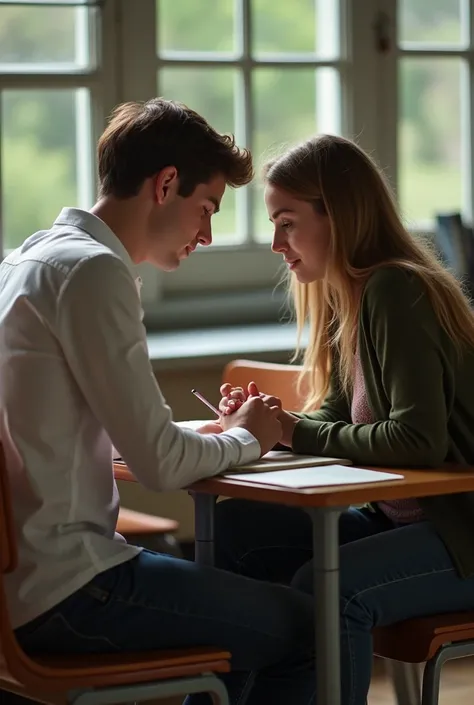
[119, 0, 157, 102]
[239, 0, 254, 244]
[377, 0, 398, 197]
[461, 58, 473, 223]
[74, 3, 91, 69]
[343, 0, 382, 157]
[75, 87, 94, 208]
[90, 0, 119, 200]
[468, 1, 474, 223]
[120, 0, 164, 306]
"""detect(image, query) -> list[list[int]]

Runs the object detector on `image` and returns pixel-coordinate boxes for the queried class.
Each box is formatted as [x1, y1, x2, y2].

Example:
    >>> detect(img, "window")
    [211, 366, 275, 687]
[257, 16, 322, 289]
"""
[157, 0, 341, 246]
[1, 1, 473, 331]
[396, 0, 473, 228]
[0, 0, 98, 251]
[150, 0, 343, 324]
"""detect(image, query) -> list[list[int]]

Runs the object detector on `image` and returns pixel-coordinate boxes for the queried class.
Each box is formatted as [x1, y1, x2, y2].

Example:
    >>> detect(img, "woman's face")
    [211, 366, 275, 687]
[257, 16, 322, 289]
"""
[265, 184, 332, 283]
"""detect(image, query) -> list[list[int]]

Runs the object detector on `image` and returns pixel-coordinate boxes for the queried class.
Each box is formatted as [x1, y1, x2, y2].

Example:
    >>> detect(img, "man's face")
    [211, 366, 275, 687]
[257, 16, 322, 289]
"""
[147, 170, 226, 271]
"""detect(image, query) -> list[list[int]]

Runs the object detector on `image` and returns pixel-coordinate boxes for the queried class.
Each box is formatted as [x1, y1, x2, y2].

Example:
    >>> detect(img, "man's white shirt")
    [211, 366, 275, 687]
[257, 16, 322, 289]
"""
[0, 208, 260, 628]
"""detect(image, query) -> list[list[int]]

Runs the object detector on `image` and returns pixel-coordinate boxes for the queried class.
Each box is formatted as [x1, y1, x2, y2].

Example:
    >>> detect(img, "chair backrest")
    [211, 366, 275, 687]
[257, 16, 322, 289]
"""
[222, 359, 308, 412]
[0, 444, 17, 575]
[0, 441, 30, 688]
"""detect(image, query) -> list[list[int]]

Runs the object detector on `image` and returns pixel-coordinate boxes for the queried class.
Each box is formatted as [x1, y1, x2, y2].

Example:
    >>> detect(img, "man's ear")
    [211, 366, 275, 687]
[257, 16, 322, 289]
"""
[154, 166, 179, 204]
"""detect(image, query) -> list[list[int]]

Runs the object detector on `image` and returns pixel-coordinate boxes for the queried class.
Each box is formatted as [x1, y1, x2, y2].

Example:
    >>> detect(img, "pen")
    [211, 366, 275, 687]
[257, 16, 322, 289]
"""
[191, 388, 220, 417]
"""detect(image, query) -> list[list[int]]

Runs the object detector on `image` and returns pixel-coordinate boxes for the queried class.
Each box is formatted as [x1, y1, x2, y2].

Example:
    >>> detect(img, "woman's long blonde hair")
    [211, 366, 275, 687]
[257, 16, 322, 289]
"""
[263, 135, 474, 411]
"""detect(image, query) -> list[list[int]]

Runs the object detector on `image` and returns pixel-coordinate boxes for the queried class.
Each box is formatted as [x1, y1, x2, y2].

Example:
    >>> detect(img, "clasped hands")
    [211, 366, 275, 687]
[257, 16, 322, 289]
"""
[196, 381, 298, 453]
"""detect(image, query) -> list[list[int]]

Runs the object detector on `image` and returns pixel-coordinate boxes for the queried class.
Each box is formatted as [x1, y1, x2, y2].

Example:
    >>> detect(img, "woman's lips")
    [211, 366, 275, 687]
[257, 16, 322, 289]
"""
[285, 258, 300, 270]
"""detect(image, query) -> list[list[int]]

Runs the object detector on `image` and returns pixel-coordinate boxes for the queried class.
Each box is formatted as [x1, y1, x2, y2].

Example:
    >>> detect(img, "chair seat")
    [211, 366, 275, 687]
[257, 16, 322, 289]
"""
[117, 507, 178, 535]
[373, 611, 474, 663]
[0, 646, 231, 692]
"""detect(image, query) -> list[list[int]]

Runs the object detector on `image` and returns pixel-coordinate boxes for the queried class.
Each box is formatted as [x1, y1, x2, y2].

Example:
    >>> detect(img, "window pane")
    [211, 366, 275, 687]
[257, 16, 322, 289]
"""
[253, 68, 340, 241]
[0, 5, 92, 68]
[159, 67, 239, 242]
[398, 58, 463, 226]
[157, 0, 235, 54]
[398, 0, 466, 45]
[2, 89, 91, 250]
[252, 0, 339, 58]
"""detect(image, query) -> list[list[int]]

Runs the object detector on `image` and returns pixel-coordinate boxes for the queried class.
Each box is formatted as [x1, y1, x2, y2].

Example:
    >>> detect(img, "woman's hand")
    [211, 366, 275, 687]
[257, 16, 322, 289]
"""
[219, 383, 247, 415]
[219, 381, 283, 415]
[278, 410, 299, 448]
[219, 381, 299, 448]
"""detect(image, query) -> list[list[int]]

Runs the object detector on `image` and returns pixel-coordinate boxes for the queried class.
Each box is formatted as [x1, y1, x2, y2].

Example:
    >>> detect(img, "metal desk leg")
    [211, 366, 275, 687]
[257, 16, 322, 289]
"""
[307, 506, 345, 705]
[190, 492, 217, 566]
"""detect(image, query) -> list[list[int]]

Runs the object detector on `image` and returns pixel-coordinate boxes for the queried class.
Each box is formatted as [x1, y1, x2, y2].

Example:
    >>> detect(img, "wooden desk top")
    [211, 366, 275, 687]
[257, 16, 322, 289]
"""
[114, 462, 474, 508]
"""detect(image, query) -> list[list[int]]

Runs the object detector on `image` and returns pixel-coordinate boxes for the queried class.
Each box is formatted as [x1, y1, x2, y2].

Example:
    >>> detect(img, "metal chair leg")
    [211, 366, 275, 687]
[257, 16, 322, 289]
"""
[208, 675, 230, 705]
[69, 674, 229, 705]
[420, 641, 474, 705]
[421, 657, 442, 705]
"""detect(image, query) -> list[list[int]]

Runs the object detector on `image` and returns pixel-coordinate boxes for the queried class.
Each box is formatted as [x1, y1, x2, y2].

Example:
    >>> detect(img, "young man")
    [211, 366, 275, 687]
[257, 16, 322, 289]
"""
[0, 99, 315, 705]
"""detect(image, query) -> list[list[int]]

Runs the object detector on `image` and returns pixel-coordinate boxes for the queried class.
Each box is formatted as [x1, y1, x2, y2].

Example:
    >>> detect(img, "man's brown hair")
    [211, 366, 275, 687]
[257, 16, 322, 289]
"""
[97, 98, 253, 198]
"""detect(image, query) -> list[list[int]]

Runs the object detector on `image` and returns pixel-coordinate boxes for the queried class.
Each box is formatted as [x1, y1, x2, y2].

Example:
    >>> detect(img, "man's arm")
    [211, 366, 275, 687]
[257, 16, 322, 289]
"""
[56, 254, 260, 491]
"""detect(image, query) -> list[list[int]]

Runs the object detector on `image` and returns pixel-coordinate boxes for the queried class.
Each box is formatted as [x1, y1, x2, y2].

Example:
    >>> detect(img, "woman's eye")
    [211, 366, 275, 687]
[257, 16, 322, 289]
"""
[281, 221, 292, 229]
[202, 206, 211, 217]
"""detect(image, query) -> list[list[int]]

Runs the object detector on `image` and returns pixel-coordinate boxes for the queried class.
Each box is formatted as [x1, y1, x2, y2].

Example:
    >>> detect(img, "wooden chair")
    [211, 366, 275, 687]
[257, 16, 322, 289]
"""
[223, 358, 474, 705]
[374, 614, 474, 705]
[0, 445, 230, 705]
[117, 507, 182, 557]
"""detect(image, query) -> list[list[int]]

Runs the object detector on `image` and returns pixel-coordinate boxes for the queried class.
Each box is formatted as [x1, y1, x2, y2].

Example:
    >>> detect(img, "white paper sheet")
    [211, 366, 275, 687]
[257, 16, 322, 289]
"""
[175, 419, 210, 431]
[228, 464, 404, 488]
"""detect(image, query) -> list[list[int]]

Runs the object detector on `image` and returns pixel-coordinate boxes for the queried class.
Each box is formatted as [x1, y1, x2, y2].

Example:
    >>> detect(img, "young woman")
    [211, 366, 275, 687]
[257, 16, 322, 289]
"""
[215, 135, 474, 705]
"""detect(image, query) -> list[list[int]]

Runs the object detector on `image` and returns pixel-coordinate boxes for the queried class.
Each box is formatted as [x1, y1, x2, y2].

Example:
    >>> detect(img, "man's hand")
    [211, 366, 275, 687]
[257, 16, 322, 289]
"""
[220, 395, 282, 456]
[219, 381, 298, 449]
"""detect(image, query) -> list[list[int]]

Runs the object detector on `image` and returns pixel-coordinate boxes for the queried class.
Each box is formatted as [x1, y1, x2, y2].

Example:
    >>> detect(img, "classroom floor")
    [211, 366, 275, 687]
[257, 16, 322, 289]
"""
[2, 656, 473, 705]
[369, 656, 474, 704]
[155, 656, 474, 704]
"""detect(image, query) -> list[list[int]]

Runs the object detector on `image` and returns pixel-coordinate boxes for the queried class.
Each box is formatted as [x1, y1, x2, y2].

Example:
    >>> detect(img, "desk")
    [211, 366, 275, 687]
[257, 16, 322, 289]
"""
[114, 462, 474, 705]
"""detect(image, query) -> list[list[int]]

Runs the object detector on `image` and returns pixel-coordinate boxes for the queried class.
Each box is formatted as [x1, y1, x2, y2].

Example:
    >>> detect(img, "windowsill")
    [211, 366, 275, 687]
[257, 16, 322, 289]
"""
[147, 321, 305, 371]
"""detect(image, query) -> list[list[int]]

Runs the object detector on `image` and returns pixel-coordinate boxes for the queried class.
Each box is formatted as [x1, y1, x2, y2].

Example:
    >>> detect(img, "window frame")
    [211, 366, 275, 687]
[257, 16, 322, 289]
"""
[121, 0, 374, 325]
[1, 0, 473, 330]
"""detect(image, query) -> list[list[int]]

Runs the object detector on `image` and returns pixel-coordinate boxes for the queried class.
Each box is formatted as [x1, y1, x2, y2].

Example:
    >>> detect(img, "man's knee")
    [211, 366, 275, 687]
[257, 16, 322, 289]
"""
[290, 560, 313, 594]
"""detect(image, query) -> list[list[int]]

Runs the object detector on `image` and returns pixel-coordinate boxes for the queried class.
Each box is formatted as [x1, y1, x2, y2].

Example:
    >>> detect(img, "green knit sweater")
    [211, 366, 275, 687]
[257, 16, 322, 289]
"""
[292, 266, 474, 578]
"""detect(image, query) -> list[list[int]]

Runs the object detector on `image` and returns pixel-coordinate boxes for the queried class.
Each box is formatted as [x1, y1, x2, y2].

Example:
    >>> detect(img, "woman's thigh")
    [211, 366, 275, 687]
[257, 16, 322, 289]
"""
[292, 520, 474, 624]
[214, 499, 393, 583]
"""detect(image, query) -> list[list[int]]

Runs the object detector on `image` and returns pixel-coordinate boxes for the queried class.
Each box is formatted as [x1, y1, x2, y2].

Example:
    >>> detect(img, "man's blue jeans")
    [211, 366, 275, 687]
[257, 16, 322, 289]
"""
[15, 548, 317, 705]
[213, 500, 474, 705]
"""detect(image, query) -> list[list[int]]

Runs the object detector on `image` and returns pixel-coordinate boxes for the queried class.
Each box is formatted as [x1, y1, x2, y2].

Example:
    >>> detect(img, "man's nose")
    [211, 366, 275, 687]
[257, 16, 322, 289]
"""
[197, 219, 212, 247]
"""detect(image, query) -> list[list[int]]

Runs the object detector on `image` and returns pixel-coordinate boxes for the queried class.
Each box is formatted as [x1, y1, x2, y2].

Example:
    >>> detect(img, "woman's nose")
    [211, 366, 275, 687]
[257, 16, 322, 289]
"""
[272, 230, 286, 254]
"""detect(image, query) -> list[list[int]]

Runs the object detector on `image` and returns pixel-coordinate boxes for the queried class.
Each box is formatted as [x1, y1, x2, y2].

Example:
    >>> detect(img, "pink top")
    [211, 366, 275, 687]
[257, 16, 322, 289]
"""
[351, 346, 424, 524]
